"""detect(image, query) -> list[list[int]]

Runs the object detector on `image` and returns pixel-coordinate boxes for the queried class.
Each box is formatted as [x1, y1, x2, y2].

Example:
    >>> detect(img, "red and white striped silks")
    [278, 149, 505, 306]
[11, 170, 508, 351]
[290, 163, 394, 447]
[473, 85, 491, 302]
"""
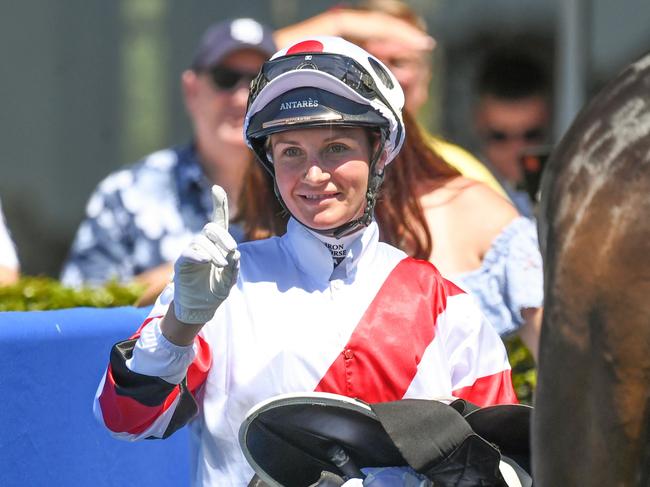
[94, 220, 516, 486]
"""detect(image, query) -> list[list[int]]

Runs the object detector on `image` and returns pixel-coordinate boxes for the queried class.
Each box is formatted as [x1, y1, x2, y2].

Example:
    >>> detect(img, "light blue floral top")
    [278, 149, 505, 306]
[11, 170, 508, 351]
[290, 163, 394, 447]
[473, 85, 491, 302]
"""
[451, 217, 543, 337]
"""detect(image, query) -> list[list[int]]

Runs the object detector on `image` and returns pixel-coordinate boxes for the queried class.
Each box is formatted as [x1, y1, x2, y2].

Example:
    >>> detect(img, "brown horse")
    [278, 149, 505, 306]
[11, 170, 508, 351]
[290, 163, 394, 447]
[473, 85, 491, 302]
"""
[533, 52, 650, 485]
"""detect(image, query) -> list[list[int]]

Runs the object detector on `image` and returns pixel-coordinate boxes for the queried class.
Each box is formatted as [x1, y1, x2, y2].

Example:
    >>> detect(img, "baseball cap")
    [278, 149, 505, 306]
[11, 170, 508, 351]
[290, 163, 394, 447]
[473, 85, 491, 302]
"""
[191, 18, 277, 70]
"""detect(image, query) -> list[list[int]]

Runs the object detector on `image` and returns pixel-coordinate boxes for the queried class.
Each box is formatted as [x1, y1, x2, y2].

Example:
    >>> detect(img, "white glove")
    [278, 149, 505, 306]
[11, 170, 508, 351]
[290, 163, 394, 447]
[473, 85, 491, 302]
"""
[173, 185, 240, 324]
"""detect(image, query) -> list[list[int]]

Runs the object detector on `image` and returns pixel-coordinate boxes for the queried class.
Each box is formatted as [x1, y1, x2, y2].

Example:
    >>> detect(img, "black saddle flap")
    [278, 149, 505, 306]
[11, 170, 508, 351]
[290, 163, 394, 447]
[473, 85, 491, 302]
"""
[370, 399, 506, 487]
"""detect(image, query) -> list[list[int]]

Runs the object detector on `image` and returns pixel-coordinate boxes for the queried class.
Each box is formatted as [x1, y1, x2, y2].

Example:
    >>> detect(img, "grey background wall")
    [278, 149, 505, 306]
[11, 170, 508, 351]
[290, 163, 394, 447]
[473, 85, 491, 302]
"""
[1, 0, 648, 278]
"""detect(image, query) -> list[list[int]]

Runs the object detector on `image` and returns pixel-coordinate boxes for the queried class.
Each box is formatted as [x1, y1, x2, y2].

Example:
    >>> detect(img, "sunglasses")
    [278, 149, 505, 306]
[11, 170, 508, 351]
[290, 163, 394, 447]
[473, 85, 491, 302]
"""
[208, 66, 258, 91]
[484, 127, 545, 144]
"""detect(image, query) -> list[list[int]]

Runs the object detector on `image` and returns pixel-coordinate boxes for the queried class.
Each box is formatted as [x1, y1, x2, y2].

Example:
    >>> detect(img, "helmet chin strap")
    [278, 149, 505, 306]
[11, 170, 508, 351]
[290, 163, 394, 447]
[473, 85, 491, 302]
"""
[273, 135, 387, 240]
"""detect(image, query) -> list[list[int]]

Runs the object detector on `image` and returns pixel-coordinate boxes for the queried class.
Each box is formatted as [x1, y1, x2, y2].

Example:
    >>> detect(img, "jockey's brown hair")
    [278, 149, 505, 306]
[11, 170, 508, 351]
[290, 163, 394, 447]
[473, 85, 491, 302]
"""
[375, 110, 461, 260]
[234, 157, 286, 240]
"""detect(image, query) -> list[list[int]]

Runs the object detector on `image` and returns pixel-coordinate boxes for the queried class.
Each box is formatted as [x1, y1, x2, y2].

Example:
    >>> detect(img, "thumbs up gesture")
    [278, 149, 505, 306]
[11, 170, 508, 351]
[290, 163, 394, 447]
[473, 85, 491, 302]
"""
[173, 185, 240, 324]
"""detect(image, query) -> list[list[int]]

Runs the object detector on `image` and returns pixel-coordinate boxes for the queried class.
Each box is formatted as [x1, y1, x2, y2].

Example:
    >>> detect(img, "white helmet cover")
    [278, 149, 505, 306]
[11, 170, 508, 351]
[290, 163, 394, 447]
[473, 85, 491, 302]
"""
[244, 36, 405, 171]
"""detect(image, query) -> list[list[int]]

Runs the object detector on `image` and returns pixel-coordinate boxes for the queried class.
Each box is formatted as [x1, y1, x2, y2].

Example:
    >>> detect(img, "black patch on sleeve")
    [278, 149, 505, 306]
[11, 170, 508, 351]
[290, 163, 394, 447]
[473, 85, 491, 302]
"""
[110, 338, 178, 407]
[159, 376, 199, 439]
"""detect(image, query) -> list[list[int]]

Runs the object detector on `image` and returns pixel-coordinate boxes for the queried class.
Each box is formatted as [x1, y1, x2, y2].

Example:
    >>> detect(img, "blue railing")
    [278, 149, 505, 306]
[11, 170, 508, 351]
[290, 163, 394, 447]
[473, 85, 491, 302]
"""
[0, 307, 190, 486]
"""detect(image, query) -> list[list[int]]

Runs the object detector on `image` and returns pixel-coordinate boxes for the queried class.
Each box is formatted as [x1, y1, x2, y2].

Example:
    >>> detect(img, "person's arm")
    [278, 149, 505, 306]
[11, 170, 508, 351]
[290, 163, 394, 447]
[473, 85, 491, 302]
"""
[273, 8, 435, 51]
[93, 306, 211, 440]
[500, 216, 544, 362]
[519, 306, 542, 362]
[133, 262, 174, 307]
[159, 301, 205, 346]
[0, 266, 18, 286]
[94, 186, 240, 439]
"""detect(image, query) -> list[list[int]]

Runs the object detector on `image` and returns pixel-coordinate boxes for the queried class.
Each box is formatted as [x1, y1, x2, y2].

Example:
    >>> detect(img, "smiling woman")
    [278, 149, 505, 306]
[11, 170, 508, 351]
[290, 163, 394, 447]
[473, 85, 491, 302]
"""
[93, 36, 519, 487]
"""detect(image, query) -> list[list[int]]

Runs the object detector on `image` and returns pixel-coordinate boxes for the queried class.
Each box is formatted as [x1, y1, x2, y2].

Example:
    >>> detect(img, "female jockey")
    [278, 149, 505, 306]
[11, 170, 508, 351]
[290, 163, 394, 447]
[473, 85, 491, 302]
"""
[94, 36, 517, 486]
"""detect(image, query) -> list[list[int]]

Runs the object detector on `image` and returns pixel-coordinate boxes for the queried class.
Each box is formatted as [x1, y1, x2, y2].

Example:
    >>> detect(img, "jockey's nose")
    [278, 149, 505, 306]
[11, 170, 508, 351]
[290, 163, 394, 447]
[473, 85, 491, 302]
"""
[303, 161, 330, 184]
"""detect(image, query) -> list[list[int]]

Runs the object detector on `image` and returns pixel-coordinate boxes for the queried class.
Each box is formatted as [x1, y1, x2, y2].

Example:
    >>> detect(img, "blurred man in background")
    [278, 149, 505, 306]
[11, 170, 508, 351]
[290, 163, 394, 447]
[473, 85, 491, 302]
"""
[61, 18, 280, 299]
[473, 47, 552, 217]
[274, 0, 508, 197]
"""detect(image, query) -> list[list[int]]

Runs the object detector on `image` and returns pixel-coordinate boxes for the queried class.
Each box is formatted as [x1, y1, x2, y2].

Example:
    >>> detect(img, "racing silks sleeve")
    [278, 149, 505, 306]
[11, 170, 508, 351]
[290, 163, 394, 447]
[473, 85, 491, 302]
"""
[93, 287, 211, 440]
[440, 278, 518, 406]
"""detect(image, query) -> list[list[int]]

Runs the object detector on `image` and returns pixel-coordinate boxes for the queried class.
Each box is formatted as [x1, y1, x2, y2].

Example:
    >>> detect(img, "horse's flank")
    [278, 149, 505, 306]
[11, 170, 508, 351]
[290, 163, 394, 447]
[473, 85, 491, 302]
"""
[534, 52, 650, 486]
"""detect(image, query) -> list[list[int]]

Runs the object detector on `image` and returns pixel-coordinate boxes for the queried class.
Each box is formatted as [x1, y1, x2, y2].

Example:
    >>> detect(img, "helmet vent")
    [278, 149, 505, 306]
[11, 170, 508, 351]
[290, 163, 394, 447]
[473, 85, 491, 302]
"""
[368, 57, 394, 89]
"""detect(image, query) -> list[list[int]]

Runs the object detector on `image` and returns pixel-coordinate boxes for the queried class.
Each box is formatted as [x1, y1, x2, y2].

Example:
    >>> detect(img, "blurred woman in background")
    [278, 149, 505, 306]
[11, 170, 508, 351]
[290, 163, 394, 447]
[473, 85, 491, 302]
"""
[377, 112, 543, 360]
[276, 1, 544, 359]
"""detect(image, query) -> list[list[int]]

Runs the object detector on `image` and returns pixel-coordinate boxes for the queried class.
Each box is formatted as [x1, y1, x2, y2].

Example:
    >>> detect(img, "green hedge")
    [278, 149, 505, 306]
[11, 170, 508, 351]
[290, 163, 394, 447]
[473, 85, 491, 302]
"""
[0, 276, 536, 403]
[0, 276, 144, 311]
[504, 336, 536, 405]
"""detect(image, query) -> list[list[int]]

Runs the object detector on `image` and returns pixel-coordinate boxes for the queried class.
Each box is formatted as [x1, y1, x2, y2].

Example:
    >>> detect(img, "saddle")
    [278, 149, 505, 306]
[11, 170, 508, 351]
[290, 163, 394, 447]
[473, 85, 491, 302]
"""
[239, 392, 532, 487]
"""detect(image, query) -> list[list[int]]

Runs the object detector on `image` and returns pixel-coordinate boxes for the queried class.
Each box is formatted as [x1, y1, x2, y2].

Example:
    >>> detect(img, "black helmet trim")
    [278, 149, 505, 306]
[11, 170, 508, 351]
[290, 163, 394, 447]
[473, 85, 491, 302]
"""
[247, 87, 388, 141]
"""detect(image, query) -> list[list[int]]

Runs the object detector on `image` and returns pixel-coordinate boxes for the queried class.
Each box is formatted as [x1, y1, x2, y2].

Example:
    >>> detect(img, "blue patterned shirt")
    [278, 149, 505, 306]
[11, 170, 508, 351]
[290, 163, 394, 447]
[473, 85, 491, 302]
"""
[61, 144, 244, 287]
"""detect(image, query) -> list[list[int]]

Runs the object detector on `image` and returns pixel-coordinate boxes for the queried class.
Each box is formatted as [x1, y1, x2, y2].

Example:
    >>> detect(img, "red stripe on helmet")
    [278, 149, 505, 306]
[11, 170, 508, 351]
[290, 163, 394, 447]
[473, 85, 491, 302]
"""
[286, 40, 324, 55]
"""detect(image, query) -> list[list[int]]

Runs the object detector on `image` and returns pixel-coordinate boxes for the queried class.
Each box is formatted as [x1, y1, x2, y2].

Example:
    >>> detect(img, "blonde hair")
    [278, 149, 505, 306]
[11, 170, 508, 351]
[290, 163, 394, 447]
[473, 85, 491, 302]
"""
[357, 0, 428, 32]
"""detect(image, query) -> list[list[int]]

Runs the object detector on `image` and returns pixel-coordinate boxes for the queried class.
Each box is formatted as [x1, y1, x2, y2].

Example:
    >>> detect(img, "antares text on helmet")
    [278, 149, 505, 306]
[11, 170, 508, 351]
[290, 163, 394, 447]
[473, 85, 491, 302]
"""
[280, 99, 319, 110]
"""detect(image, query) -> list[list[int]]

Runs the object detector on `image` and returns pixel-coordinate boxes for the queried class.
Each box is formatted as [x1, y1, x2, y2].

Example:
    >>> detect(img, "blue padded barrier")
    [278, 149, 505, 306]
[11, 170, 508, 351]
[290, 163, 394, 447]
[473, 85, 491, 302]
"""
[0, 307, 190, 487]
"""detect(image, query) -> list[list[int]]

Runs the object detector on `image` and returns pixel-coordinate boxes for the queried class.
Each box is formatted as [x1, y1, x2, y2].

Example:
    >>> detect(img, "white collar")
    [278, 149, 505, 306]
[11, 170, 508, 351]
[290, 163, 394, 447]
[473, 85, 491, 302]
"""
[305, 226, 364, 265]
[282, 218, 379, 283]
